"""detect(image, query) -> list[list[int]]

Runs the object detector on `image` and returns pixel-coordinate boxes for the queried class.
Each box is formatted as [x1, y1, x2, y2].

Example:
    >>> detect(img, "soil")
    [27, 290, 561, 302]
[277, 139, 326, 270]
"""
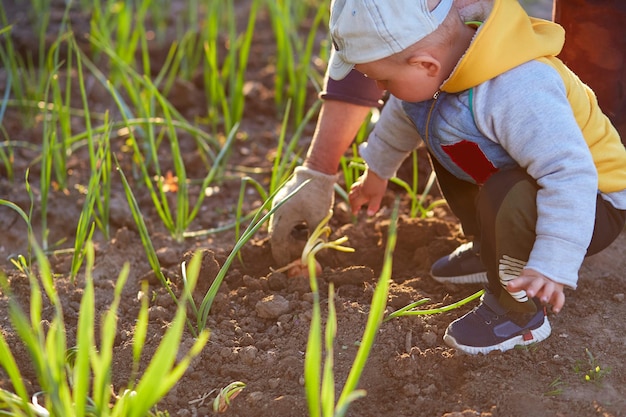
[1, 1, 625, 417]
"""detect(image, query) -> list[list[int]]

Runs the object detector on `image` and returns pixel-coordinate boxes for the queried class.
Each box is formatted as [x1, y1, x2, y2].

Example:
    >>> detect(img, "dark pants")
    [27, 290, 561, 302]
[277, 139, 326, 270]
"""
[431, 157, 626, 312]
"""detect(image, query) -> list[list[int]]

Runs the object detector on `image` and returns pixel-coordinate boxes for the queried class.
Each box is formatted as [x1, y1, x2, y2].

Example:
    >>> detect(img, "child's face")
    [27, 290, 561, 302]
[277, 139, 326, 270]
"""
[355, 56, 443, 102]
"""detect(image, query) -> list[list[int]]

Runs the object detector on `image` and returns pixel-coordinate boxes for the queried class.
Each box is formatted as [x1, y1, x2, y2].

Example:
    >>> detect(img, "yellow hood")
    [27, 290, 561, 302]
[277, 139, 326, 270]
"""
[443, 0, 565, 93]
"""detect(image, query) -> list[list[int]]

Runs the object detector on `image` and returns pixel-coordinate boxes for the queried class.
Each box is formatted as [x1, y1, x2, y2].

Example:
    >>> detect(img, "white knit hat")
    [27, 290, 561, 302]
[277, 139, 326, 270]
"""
[329, 0, 454, 80]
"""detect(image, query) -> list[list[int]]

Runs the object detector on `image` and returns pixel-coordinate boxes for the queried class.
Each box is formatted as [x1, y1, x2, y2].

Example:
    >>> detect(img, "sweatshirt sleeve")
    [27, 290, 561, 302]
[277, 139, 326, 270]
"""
[359, 96, 423, 179]
[472, 61, 598, 289]
[319, 69, 385, 108]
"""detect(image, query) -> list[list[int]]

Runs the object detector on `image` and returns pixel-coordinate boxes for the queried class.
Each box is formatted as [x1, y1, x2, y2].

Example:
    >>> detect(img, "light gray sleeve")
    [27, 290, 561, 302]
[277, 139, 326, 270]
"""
[472, 61, 597, 289]
[358, 95, 423, 179]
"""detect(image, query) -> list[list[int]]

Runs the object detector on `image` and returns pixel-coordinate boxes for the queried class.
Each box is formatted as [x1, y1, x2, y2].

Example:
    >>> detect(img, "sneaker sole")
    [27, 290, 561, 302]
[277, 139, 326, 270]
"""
[431, 271, 488, 285]
[443, 316, 552, 355]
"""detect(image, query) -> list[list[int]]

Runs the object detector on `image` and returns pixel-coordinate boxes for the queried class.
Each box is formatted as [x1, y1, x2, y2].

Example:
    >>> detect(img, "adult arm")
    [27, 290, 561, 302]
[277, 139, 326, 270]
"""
[308, 69, 385, 174]
[268, 70, 383, 265]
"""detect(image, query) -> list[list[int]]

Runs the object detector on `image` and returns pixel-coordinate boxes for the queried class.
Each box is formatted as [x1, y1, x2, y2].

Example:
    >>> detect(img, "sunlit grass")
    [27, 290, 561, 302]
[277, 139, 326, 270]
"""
[305, 199, 400, 417]
[267, 0, 329, 126]
[0, 239, 208, 416]
[385, 289, 485, 321]
[0, 198, 34, 266]
[0, 0, 379, 251]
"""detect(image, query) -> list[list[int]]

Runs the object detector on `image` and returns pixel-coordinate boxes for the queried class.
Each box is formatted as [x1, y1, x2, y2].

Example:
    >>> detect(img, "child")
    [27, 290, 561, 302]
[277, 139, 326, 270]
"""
[330, 0, 626, 354]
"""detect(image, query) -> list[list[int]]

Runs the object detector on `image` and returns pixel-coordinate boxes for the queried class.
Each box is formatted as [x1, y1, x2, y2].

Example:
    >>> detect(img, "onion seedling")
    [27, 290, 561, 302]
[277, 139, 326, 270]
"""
[212, 381, 246, 413]
[385, 289, 485, 321]
[272, 211, 355, 278]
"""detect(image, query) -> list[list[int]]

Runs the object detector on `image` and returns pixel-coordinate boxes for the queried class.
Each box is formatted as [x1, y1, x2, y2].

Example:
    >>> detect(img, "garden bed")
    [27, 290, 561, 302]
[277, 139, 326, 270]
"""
[1, 1, 625, 416]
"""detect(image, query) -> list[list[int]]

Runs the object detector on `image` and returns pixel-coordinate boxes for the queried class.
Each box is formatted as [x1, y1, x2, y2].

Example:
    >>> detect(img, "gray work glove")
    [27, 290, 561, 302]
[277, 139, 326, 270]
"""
[268, 166, 338, 266]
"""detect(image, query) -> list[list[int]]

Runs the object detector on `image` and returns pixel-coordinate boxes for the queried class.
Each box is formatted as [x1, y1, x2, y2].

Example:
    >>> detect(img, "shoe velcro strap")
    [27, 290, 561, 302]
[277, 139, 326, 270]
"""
[481, 292, 509, 316]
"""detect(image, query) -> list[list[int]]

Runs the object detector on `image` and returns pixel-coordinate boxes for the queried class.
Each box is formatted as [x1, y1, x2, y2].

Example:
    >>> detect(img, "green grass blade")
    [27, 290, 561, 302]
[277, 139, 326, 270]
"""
[321, 283, 336, 417]
[114, 156, 175, 295]
[187, 123, 240, 228]
[0, 199, 33, 242]
[386, 289, 485, 319]
[384, 298, 432, 320]
[126, 310, 189, 413]
[126, 303, 209, 417]
[72, 242, 97, 416]
[114, 156, 191, 332]
[132, 281, 150, 377]
[304, 258, 322, 417]
[336, 199, 400, 414]
[0, 276, 32, 412]
[91, 262, 129, 413]
[70, 130, 106, 279]
[180, 251, 203, 319]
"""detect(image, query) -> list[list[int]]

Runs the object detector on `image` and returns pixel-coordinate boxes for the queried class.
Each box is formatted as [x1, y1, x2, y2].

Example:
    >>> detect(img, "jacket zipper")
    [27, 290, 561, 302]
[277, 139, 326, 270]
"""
[424, 90, 441, 146]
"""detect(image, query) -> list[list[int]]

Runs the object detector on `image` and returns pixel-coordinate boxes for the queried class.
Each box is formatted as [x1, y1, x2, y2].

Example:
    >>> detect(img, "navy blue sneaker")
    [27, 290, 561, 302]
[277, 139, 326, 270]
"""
[430, 242, 488, 284]
[443, 291, 551, 354]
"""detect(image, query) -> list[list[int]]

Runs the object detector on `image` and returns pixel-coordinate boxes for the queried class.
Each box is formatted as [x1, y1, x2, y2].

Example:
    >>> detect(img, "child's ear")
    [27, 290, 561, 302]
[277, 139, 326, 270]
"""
[408, 54, 441, 76]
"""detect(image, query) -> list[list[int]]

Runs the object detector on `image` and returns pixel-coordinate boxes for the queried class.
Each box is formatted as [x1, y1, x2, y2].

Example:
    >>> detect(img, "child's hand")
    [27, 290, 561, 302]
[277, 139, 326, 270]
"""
[507, 268, 565, 313]
[349, 169, 388, 216]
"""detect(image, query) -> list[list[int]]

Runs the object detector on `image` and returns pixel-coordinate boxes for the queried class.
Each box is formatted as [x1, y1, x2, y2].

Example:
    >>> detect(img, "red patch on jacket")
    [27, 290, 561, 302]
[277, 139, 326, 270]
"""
[442, 140, 498, 185]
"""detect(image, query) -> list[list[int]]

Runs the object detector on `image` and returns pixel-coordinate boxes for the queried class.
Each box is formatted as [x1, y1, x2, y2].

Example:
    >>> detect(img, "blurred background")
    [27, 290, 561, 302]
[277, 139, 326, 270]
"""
[519, 0, 553, 19]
